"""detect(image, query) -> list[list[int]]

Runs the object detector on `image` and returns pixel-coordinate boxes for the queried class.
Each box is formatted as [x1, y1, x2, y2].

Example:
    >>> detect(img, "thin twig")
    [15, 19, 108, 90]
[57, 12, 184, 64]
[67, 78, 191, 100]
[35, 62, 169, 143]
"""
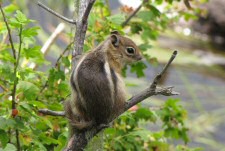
[122, 0, 148, 27]
[38, 42, 72, 94]
[15, 129, 21, 151]
[38, 109, 65, 116]
[37, 1, 76, 24]
[0, 84, 8, 91]
[13, 25, 23, 151]
[55, 42, 73, 67]
[150, 50, 177, 89]
[16, 25, 23, 72]
[0, 4, 16, 63]
[1, 5, 22, 150]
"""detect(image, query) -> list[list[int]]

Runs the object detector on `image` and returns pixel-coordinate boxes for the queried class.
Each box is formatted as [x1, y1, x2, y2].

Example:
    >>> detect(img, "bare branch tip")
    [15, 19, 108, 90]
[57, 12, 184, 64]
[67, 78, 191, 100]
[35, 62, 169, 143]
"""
[173, 50, 178, 55]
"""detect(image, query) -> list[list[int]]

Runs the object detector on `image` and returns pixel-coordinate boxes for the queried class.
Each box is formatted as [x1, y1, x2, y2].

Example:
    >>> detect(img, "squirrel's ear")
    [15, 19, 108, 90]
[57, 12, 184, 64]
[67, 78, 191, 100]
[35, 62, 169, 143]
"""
[111, 34, 120, 47]
[110, 30, 120, 35]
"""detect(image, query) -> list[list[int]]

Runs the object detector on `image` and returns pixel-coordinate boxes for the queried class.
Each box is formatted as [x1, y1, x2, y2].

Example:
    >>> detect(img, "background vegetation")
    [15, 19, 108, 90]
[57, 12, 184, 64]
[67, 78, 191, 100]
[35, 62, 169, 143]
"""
[1, 0, 224, 151]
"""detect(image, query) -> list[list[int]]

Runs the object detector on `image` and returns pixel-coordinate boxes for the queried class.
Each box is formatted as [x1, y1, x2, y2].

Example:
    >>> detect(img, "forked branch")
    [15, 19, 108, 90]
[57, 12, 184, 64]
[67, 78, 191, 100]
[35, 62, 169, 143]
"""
[39, 51, 179, 151]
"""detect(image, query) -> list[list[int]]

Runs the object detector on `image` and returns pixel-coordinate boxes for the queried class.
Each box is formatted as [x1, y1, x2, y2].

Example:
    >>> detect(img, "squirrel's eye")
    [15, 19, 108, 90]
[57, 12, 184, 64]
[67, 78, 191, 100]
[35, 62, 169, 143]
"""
[126, 47, 135, 55]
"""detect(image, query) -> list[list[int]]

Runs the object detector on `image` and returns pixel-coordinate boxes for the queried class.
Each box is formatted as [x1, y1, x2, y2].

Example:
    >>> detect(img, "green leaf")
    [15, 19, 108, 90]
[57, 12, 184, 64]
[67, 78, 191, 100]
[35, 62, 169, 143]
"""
[6, 119, 16, 129]
[17, 81, 39, 100]
[29, 101, 46, 108]
[137, 11, 155, 21]
[106, 14, 125, 25]
[130, 62, 147, 77]
[3, 143, 17, 151]
[88, 13, 97, 28]
[62, 57, 70, 67]
[3, 4, 18, 13]
[135, 108, 157, 122]
[58, 81, 70, 97]
[130, 22, 143, 33]
[15, 10, 29, 24]
[23, 46, 41, 58]
[138, 43, 152, 51]
[0, 49, 16, 63]
[141, 27, 158, 41]
[9, 17, 22, 28]
[22, 26, 40, 38]
[0, 117, 7, 130]
[0, 130, 9, 147]
[0, 64, 15, 81]
[144, 4, 161, 17]
[54, 132, 67, 151]
[23, 46, 45, 64]
[104, 128, 116, 135]
[39, 133, 58, 145]
[129, 129, 151, 141]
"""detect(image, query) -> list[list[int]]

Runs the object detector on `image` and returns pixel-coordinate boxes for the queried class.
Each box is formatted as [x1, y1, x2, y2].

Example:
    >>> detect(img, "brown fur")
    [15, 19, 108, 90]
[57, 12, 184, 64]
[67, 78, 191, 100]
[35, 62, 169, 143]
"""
[65, 31, 142, 132]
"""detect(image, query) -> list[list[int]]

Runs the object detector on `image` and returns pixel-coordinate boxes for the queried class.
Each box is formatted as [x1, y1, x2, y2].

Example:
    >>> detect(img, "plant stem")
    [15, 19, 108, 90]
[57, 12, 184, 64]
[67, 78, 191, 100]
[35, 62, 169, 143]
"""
[1, 5, 23, 149]
[16, 129, 21, 151]
[12, 24, 23, 151]
[0, 4, 17, 63]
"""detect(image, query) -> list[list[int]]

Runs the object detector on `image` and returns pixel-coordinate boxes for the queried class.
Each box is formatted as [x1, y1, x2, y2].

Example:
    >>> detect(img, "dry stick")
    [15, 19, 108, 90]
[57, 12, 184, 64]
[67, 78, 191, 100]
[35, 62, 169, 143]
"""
[126, 50, 178, 110]
[37, 1, 76, 24]
[0, 5, 21, 151]
[38, 109, 65, 116]
[122, 0, 148, 27]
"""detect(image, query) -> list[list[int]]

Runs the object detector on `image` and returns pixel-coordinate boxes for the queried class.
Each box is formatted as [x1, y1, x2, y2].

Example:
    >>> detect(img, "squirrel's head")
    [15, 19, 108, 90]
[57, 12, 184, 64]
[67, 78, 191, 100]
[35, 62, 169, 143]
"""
[109, 31, 142, 64]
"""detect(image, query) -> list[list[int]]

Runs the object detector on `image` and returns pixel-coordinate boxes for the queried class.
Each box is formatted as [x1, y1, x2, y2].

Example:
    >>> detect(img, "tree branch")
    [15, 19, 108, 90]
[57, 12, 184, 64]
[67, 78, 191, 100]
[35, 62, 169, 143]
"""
[82, 0, 95, 22]
[37, 51, 178, 116]
[39, 51, 178, 150]
[37, 1, 76, 24]
[55, 51, 178, 151]
[38, 109, 65, 116]
[122, 0, 148, 27]
[72, 0, 96, 66]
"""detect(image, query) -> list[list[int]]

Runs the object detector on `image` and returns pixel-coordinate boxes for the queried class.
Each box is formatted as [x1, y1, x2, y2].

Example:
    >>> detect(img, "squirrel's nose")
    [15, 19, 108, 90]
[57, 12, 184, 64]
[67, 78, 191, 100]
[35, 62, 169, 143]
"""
[136, 55, 142, 61]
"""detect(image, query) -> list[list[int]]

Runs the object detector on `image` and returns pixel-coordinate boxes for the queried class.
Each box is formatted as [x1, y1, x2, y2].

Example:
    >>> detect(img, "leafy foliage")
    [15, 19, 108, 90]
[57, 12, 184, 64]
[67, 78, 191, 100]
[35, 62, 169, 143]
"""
[103, 99, 199, 151]
[0, 0, 205, 150]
